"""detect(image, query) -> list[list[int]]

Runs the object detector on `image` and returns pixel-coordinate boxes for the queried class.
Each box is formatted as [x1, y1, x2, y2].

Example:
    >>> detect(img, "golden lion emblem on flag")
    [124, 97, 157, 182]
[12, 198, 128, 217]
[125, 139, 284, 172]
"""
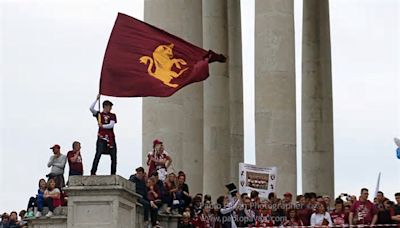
[139, 44, 188, 88]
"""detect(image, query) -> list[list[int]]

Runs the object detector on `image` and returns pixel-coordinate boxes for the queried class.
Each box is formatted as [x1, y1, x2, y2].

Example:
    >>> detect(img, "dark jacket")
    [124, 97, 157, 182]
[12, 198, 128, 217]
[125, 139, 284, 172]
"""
[129, 174, 148, 200]
[7, 220, 19, 228]
[178, 222, 195, 228]
[0, 222, 10, 228]
[156, 180, 166, 198]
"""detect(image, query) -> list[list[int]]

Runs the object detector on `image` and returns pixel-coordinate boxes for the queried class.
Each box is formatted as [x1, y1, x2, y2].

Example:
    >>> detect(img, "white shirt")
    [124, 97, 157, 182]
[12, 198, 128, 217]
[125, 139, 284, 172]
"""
[310, 212, 333, 227]
[147, 150, 170, 181]
[220, 196, 240, 228]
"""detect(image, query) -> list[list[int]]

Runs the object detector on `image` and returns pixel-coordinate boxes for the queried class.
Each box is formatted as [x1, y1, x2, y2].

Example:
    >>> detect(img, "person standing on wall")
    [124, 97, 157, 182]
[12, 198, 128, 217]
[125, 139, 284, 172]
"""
[89, 94, 117, 175]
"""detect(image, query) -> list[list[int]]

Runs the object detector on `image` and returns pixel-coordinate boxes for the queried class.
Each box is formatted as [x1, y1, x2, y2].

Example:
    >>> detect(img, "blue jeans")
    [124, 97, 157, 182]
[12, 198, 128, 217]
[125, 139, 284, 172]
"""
[174, 191, 186, 211]
[138, 198, 150, 222]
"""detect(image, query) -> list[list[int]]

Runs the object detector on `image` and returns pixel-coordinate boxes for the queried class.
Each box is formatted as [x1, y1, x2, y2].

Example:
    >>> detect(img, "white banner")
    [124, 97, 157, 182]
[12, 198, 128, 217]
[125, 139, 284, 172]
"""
[239, 163, 277, 199]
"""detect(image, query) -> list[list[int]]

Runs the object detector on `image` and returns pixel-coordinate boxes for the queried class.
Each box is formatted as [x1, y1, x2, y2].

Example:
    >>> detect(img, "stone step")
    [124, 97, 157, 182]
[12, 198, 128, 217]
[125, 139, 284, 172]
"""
[35, 206, 68, 216]
[25, 215, 67, 228]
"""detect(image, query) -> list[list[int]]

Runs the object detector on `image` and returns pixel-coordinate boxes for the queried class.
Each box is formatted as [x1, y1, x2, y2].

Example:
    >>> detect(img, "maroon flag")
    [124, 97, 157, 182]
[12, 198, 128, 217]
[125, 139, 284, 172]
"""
[100, 13, 226, 97]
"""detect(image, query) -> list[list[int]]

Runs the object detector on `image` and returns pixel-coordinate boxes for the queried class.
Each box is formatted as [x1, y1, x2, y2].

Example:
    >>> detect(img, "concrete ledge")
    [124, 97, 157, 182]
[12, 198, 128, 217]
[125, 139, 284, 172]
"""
[30, 206, 68, 217]
[67, 175, 135, 190]
[54, 206, 68, 216]
[65, 185, 137, 195]
[159, 214, 181, 228]
[26, 215, 67, 228]
[65, 175, 140, 201]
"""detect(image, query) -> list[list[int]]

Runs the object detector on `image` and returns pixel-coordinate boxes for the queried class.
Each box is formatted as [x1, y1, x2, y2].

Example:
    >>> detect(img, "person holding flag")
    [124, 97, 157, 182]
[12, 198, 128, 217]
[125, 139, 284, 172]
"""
[89, 94, 117, 175]
[87, 12, 225, 175]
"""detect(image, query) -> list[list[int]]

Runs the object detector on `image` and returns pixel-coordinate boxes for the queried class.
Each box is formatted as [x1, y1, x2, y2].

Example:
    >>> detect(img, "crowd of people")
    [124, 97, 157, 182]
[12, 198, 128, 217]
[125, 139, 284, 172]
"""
[0, 211, 27, 228]
[1, 95, 114, 227]
[1, 97, 399, 228]
[0, 137, 399, 228]
[0, 140, 83, 227]
[129, 165, 400, 228]
[130, 139, 400, 228]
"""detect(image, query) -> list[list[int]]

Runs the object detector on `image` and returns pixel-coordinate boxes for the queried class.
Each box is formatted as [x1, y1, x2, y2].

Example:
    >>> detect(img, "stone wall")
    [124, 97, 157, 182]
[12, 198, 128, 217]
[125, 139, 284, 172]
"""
[26, 176, 179, 228]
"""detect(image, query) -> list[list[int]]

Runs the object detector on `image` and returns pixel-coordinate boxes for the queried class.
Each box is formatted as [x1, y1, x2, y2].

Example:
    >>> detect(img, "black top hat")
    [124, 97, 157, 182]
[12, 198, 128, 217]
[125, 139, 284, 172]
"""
[225, 183, 238, 194]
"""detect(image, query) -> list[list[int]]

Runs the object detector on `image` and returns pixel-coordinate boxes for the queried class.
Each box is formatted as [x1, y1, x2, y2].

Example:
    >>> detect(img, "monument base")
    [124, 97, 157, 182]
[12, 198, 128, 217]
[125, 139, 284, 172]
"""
[26, 175, 180, 228]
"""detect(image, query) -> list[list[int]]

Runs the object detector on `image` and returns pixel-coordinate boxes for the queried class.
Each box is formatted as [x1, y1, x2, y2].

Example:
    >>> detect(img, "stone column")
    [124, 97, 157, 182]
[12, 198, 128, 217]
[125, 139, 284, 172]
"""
[64, 175, 140, 228]
[143, 0, 203, 194]
[254, 0, 297, 196]
[302, 0, 334, 196]
[228, 0, 244, 184]
[202, 0, 230, 197]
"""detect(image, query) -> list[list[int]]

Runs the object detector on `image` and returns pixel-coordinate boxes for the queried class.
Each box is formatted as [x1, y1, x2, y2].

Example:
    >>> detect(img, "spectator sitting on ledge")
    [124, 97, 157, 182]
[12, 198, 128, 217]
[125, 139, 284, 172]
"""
[164, 172, 178, 214]
[28, 178, 47, 218]
[43, 179, 62, 217]
[150, 171, 168, 214]
[176, 172, 191, 212]
[129, 167, 151, 227]
[147, 177, 162, 228]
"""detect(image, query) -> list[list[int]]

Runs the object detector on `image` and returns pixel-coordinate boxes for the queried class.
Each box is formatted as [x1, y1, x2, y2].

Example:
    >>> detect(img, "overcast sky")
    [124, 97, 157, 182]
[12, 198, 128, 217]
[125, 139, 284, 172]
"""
[1, 0, 399, 213]
[329, 0, 399, 199]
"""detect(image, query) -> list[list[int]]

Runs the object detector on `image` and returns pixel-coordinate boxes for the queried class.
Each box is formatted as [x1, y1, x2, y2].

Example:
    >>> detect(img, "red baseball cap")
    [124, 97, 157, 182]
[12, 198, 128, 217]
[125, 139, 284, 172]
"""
[153, 139, 163, 148]
[284, 192, 292, 197]
[50, 144, 60, 150]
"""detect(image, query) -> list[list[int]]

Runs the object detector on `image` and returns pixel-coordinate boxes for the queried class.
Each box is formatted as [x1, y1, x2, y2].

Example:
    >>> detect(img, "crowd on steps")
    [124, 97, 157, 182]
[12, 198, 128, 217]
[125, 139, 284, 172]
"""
[1, 139, 399, 228]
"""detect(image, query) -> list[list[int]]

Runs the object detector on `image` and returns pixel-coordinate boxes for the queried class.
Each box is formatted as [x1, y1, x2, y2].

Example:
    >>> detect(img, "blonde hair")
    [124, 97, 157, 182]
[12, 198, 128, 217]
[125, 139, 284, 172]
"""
[47, 179, 56, 190]
[147, 176, 156, 186]
[182, 212, 191, 219]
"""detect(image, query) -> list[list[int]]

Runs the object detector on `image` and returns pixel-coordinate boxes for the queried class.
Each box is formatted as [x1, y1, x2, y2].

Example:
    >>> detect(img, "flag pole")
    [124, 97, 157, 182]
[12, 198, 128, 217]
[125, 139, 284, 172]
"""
[97, 94, 101, 125]
[374, 172, 381, 197]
